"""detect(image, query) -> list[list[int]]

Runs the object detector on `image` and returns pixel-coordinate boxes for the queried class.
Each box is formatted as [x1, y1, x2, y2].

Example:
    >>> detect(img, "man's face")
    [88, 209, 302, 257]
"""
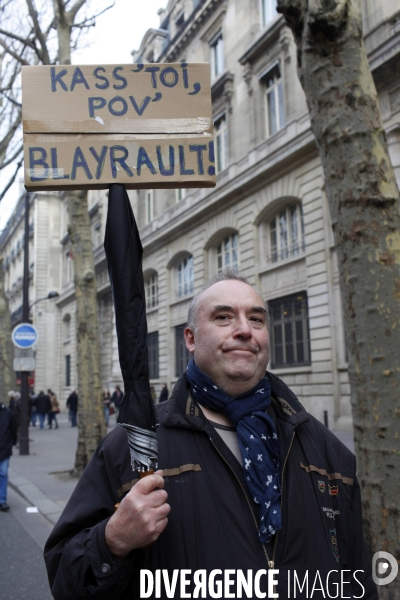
[184, 280, 270, 395]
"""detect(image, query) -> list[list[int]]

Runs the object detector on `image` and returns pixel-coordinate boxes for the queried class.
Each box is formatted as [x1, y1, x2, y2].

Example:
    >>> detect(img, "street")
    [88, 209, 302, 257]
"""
[0, 410, 118, 599]
[0, 488, 53, 600]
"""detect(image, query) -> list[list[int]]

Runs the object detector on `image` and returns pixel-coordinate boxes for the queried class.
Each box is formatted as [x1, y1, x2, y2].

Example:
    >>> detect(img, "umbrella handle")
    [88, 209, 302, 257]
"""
[113, 470, 155, 512]
[139, 469, 155, 478]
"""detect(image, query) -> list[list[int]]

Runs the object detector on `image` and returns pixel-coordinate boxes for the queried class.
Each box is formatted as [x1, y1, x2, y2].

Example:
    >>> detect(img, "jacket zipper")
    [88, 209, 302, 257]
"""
[270, 430, 296, 568]
[210, 429, 296, 570]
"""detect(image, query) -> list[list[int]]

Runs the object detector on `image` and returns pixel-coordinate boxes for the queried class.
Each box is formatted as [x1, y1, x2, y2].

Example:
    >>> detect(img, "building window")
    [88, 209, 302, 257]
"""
[92, 221, 101, 249]
[147, 331, 159, 379]
[146, 50, 155, 63]
[214, 114, 228, 173]
[176, 188, 186, 202]
[65, 354, 71, 386]
[175, 9, 185, 30]
[177, 256, 194, 297]
[175, 324, 192, 377]
[268, 292, 310, 368]
[217, 234, 239, 272]
[145, 190, 154, 225]
[210, 33, 224, 79]
[261, 0, 278, 28]
[268, 203, 305, 263]
[145, 273, 158, 309]
[64, 249, 73, 284]
[63, 315, 71, 341]
[265, 62, 285, 136]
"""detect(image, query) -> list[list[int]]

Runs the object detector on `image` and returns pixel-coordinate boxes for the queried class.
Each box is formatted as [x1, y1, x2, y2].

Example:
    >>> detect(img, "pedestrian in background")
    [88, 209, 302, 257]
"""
[36, 391, 51, 430]
[159, 383, 169, 402]
[29, 391, 37, 426]
[102, 389, 111, 426]
[150, 386, 156, 403]
[111, 385, 123, 419]
[8, 391, 21, 441]
[66, 390, 78, 427]
[48, 389, 60, 429]
[8, 391, 16, 412]
[0, 400, 17, 511]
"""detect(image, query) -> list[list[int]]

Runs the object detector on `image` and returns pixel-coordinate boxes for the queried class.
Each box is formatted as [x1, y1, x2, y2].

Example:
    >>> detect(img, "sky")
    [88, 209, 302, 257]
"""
[0, 0, 169, 230]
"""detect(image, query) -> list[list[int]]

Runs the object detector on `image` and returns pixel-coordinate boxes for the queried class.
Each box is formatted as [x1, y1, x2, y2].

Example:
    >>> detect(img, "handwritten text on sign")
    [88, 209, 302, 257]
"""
[22, 63, 215, 191]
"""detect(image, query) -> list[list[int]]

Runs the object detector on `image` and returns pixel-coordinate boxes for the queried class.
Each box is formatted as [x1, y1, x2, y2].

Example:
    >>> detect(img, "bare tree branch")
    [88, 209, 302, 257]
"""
[0, 27, 38, 51]
[0, 38, 29, 65]
[0, 157, 23, 203]
[67, 0, 87, 22]
[0, 144, 23, 169]
[0, 61, 21, 93]
[74, 2, 115, 29]
[55, 0, 66, 24]
[1, 94, 22, 108]
[73, 2, 115, 29]
[0, 110, 22, 158]
[25, 0, 51, 64]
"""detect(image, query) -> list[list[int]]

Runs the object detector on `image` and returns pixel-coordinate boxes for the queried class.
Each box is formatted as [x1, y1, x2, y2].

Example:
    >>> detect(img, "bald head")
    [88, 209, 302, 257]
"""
[187, 269, 268, 333]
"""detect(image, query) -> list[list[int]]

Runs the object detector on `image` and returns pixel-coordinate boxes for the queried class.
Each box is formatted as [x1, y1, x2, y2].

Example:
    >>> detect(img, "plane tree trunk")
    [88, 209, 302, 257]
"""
[0, 0, 113, 470]
[67, 191, 106, 474]
[277, 0, 400, 593]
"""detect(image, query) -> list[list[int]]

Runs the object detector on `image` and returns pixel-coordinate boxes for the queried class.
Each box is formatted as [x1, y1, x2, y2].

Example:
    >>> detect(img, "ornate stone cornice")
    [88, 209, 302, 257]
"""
[159, 0, 226, 62]
[239, 16, 284, 66]
[211, 70, 235, 112]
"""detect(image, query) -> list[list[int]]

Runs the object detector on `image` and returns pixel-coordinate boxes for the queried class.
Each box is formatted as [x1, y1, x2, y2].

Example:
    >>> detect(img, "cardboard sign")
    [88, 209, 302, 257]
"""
[22, 63, 215, 191]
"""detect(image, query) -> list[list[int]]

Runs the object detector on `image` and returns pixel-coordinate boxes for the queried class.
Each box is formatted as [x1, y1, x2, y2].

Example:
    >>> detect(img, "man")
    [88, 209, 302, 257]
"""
[159, 383, 169, 402]
[29, 390, 37, 427]
[44, 272, 376, 599]
[66, 389, 78, 427]
[36, 390, 51, 430]
[111, 385, 123, 418]
[48, 389, 60, 429]
[0, 400, 18, 511]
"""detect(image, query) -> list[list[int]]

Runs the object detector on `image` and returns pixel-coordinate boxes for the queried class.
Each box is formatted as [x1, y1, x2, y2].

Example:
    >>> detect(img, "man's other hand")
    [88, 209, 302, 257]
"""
[105, 471, 170, 556]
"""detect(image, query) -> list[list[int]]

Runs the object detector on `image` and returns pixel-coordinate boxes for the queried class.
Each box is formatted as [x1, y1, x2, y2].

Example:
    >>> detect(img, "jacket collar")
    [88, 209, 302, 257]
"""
[160, 372, 309, 430]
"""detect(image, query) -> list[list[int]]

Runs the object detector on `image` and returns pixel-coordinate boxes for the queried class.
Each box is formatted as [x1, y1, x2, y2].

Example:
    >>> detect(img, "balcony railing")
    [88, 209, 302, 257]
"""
[266, 239, 306, 264]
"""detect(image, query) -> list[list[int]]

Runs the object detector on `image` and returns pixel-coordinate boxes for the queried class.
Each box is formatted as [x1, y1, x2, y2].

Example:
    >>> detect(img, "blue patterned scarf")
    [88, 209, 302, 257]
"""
[186, 359, 281, 543]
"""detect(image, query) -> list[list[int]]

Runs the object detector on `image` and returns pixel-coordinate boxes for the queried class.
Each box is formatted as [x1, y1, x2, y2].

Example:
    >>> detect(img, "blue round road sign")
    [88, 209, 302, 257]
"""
[12, 323, 39, 349]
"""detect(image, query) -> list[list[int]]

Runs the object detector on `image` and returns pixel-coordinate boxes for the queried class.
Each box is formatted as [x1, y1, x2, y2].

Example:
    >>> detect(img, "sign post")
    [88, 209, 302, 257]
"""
[12, 322, 38, 455]
[12, 323, 39, 350]
[22, 63, 216, 191]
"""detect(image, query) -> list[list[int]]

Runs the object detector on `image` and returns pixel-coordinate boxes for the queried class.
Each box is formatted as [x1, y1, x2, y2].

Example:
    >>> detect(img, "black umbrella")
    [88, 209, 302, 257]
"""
[104, 183, 158, 474]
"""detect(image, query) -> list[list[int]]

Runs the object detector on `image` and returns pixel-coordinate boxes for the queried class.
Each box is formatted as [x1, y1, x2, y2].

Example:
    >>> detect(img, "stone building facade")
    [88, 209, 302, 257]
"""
[1, 0, 399, 429]
[0, 191, 62, 393]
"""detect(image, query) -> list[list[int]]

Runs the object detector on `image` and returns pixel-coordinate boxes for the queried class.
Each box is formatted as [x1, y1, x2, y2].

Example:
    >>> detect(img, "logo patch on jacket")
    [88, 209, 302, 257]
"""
[329, 485, 339, 496]
[322, 506, 340, 519]
[330, 528, 340, 563]
[318, 480, 325, 493]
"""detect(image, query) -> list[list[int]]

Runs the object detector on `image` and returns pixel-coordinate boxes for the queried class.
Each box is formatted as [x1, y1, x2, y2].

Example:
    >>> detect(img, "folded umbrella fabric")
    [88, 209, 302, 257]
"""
[104, 183, 158, 472]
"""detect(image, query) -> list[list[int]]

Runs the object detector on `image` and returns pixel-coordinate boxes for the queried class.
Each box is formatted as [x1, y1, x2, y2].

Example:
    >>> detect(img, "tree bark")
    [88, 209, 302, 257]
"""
[54, 0, 106, 474]
[0, 257, 15, 401]
[1, 0, 108, 470]
[67, 191, 106, 474]
[277, 0, 400, 594]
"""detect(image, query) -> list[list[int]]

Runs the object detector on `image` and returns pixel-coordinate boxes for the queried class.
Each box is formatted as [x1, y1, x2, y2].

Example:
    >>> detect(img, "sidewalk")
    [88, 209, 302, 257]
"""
[8, 411, 118, 526]
[8, 410, 355, 529]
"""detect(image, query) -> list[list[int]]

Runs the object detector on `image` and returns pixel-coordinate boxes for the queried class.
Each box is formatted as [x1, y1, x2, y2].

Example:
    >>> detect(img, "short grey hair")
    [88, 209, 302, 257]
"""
[187, 268, 269, 332]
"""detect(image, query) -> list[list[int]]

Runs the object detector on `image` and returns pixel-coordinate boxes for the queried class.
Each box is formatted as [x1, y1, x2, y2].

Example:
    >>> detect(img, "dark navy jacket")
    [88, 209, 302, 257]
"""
[44, 373, 377, 599]
[0, 403, 17, 462]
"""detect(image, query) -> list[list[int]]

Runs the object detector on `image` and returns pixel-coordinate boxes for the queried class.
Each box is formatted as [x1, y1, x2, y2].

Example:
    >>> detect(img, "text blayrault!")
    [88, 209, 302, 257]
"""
[22, 63, 216, 191]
